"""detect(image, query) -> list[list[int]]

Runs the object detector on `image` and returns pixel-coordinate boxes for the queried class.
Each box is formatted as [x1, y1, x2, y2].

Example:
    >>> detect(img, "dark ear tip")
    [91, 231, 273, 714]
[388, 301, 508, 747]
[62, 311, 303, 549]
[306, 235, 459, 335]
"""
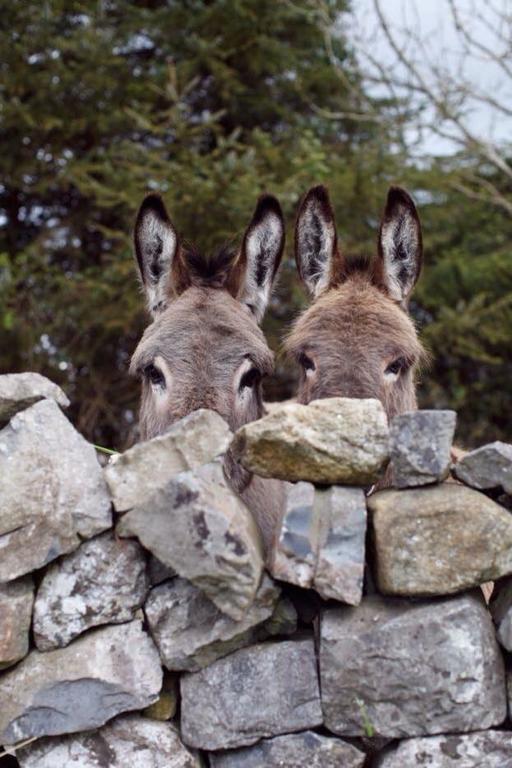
[136, 193, 170, 224]
[386, 186, 416, 212]
[300, 184, 334, 220]
[252, 194, 284, 224]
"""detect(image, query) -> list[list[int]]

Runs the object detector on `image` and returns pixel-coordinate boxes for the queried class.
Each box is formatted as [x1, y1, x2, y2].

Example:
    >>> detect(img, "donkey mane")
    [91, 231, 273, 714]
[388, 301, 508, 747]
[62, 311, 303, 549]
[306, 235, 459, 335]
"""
[336, 252, 382, 285]
[181, 243, 238, 289]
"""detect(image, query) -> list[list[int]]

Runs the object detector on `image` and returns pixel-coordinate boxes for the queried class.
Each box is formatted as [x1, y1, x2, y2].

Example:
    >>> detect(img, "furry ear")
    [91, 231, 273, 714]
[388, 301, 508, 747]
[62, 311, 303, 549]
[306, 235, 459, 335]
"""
[134, 194, 179, 317]
[238, 194, 285, 323]
[378, 186, 423, 303]
[295, 185, 340, 297]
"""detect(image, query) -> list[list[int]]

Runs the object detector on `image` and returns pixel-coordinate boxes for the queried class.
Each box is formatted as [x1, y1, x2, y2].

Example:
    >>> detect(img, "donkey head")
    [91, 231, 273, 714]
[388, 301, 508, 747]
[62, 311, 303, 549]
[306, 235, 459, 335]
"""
[286, 185, 425, 421]
[130, 193, 284, 443]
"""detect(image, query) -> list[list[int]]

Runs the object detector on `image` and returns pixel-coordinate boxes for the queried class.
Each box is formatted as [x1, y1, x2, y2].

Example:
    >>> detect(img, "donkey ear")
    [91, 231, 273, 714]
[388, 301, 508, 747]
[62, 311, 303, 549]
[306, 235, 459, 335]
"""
[378, 187, 422, 304]
[295, 185, 339, 297]
[238, 194, 285, 323]
[134, 194, 179, 317]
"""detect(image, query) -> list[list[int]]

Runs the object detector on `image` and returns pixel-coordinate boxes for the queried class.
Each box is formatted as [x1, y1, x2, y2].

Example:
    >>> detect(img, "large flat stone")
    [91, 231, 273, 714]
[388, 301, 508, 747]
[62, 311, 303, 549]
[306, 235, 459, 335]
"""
[454, 441, 512, 494]
[369, 484, 512, 595]
[180, 639, 322, 750]
[117, 461, 263, 620]
[230, 397, 389, 485]
[105, 409, 232, 511]
[210, 731, 365, 767]
[320, 593, 506, 738]
[378, 731, 512, 767]
[0, 400, 112, 582]
[0, 577, 34, 670]
[0, 620, 162, 745]
[0, 372, 69, 426]
[17, 715, 201, 767]
[491, 578, 512, 651]
[270, 483, 366, 605]
[145, 575, 282, 671]
[33, 532, 149, 650]
[389, 410, 456, 487]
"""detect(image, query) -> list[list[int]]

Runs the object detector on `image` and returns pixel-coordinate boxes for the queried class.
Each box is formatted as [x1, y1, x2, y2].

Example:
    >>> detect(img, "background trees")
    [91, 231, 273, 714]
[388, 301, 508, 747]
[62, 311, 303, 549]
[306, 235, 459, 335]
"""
[1, 0, 510, 448]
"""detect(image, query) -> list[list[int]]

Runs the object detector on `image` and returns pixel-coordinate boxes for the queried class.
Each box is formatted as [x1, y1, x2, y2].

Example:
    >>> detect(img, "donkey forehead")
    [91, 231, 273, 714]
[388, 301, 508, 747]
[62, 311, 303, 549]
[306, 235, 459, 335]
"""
[131, 287, 273, 372]
[288, 280, 422, 359]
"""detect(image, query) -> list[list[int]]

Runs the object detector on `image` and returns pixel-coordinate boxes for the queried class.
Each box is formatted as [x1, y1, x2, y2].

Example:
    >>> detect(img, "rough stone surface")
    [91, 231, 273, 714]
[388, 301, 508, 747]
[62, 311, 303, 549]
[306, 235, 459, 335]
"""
[0, 620, 162, 744]
[210, 731, 366, 767]
[0, 400, 112, 582]
[454, 441, 512, 494]
[105, 409, 232, 511]
[181, 639, 322, 750]
[231, 397, 389, 485]
[390, 410, 456, 487]
[0, 577, 34, 669]
[145, 574, 282, 671]
[491, 578, 512, 651]
[118, 461, 263, 620]
[0, 372, 69, 426]
[377, 731, 512, 767]
[17, 715, 201, 768]
[270, 483, 366, 605]
[320, 593, 506, 738]
[33, 532, 149, 650]
[369, 484, 512, 595]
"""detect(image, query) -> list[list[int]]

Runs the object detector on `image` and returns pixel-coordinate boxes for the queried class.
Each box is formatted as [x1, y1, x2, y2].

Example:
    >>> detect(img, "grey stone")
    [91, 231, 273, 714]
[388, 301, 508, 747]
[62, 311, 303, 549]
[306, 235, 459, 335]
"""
[33, 532, 149, 650]
[117, 461, 263, 621]
[0, 372, 69, 426]
[145, 574, 281, 671]
[491, 578, 512, 651]
[390, 410, 456, 487]
[369, 484, 512, 596]
[0, 620, 162, 745]
[270, 483, 366, 605]
[377, 730, 512, 767]
[0, 577, 34, 669]
[181, 639, 322, 750]
[231, 397, 389, 485]
[210, 731, 365, 767]
[105, 409, 232, 511]
[17, 715, 201, 768]
[148, 555, 176, 585]
[454, 441, 512, 494]
[320, 592, 506, 738]
[0, 400, 112, 583]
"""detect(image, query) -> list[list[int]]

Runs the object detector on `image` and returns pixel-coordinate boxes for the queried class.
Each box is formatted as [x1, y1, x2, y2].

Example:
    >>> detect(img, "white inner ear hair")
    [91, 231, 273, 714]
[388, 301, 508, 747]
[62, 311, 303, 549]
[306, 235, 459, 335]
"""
[381, 211, 418, 302]
[244, 213, 282, 322]
[139, 213, 177, 316]
[298, 206, 335, 297]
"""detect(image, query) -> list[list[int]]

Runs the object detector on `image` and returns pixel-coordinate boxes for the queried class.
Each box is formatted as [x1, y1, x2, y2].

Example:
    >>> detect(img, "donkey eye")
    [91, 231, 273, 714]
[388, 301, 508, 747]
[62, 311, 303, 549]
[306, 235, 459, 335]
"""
[385, 357, 408, 376]
[144, 363, 165, 387]
[299, 353, 316, 373]
[239, 367, 261, 390]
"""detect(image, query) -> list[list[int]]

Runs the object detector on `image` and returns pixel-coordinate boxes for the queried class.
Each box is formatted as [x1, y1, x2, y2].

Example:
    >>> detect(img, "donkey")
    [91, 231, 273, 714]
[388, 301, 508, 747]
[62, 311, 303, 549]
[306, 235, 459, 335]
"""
[287, 184, 425, 421]
[130, 192, 286, 550]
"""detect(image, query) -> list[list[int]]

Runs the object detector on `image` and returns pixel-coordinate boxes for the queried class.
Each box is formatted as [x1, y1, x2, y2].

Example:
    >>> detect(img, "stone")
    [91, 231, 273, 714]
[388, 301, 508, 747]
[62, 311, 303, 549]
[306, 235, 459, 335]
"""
[491, 578, 512, 651]
[17, 715, 201, 768]
[369, 484, 512, 596]
[117, 461, 263, 620]
[230, 397, 389, 485]
[377, 730, 512, 767]
[33, 532, 149, 650]
[145, 574, 282, 671]
[454, 441, 512, 494]
[210, 731, 366, 767]
[105, 409, 232, 511]
[0, 577, 34, 670]
[148, 555, 176, 585]
[320, 592, 506, 738]
[0, 372, 69, 426]
[181, 639, 322, 750]
[0, 620, 162, 745]
[0, 400, 111, 583]
[389, 409, 456, 487]
[262, 595, 298, 636]
[270, 483, 366, 605]
[143, 673, 179, 721]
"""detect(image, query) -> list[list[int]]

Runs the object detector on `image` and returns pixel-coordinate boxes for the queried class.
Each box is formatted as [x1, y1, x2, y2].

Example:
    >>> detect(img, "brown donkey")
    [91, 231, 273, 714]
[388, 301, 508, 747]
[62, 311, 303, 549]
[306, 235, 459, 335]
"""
[130, 193, 286, 550]
[287, 185, 425, 421]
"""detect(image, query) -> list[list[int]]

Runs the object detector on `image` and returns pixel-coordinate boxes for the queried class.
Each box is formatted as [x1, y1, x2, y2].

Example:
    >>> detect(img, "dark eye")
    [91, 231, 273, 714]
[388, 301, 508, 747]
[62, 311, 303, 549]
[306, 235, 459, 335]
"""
[144, 363, 165, 387]
[299, 352, 316, 373]
[385, 357, 408, 376]
[239, 367, 261, 390]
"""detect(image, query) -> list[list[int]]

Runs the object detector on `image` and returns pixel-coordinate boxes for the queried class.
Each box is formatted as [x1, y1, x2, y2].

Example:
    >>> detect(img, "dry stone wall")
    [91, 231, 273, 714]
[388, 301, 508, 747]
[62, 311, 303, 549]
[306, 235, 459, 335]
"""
[1, 372, 512, 767]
